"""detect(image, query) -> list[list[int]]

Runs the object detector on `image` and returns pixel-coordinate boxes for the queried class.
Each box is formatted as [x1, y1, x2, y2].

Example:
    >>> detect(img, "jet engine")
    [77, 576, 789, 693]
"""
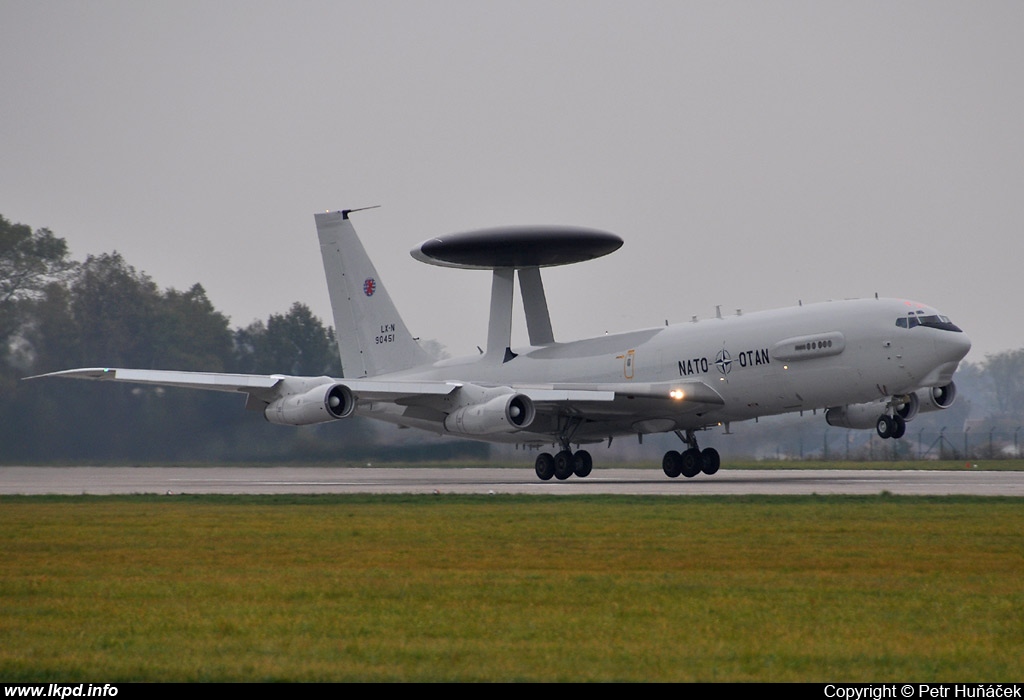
[919, 382, 957, 411]
[265, 383, 355, 426]
[444, 392, 535, 437]
[824, 402, 886, 430]
[825, 381, 958, 430]
[894, 392, 920, 422]
[894, 382, 958, 421]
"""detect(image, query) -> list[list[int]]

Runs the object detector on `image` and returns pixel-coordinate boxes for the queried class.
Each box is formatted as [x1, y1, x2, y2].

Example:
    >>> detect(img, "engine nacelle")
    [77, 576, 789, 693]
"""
[443, 392, 535, 437]
[824, 402, 886, 430]
[264, 383, 355, 426]
[895, 392, 920, 421]
[918, 382, 957, 412]
[826, 381, 957, 431]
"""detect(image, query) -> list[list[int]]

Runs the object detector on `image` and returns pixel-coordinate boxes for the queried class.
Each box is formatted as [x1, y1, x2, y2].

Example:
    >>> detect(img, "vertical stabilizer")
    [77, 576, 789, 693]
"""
[314, 210, 430, 378]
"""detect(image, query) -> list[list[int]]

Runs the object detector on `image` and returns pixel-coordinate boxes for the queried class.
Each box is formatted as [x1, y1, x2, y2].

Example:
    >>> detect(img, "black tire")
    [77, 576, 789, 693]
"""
[681, 448, 703, 478]
[876, 415, 895, 439]
[554, 450, 575, 480]
[892, 415, 907, 439]
[701, 448, 721, 475]
[535, 452, 555, 481]
[573, 450, 593, 478]
[662, 450, 682, 478]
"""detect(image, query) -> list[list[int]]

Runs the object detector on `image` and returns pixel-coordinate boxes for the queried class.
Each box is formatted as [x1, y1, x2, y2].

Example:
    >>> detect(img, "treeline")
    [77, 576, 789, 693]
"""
[0, 214, 483, 463]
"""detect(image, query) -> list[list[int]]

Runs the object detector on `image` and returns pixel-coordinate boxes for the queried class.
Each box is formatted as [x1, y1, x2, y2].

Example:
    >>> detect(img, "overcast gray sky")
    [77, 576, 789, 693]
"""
[3, 1, 1021, 362]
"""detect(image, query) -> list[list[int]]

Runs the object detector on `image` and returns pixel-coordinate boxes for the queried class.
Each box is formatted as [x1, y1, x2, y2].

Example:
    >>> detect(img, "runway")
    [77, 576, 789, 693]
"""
[0, 466, 1021, 496]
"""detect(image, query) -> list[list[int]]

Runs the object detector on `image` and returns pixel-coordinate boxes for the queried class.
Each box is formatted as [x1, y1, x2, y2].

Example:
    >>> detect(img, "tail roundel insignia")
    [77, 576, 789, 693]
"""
[363, 278, 376, 297]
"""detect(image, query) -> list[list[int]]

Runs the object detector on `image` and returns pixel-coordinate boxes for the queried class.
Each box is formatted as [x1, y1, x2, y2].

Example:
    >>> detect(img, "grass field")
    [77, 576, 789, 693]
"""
[1, 494, 1022, 682]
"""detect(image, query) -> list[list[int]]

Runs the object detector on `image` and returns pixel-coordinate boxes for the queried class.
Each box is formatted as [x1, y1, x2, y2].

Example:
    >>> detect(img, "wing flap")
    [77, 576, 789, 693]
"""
[518, 380, 724, 406]
[518, 388, 616, 402]
[342, 379, 459, 400]
[516, 380, 724, 431]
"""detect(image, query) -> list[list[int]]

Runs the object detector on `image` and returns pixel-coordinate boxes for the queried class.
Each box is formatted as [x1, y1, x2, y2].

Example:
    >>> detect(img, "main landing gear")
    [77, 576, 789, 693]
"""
[535, 449, 592, 481]
[535, 417, 594, 481]
[662, 430, 720, 479]
[532, 428, 720, 482]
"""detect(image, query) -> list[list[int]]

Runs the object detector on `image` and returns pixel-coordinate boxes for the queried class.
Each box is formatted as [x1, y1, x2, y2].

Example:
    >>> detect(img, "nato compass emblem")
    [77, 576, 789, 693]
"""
[715, 348, 733, 375]
[363, 278, 376, 297]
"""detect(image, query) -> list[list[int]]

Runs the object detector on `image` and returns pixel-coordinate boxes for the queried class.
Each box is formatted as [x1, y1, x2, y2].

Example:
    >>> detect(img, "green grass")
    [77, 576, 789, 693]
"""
[1, 494, 1022, 681]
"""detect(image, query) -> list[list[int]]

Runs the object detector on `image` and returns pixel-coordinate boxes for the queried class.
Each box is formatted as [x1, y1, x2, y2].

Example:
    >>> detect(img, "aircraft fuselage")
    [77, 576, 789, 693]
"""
[362, 297, 970, 444]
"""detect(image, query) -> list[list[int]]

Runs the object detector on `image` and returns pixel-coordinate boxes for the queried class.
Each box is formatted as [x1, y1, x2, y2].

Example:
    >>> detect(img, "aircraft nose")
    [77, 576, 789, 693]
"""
[941, 331, 972, 363]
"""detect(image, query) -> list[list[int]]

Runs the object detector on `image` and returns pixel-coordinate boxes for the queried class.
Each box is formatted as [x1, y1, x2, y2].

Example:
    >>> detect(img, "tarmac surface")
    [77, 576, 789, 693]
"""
[1, 465, 1021, 496]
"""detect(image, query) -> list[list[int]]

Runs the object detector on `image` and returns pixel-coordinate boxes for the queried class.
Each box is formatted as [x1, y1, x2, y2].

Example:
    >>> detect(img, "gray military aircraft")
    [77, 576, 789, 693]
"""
[33, 209, 971, 480]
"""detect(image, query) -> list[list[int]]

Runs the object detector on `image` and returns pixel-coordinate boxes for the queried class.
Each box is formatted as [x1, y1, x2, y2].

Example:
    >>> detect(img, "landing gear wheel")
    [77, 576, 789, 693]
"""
[573, 450, 593, 478]
[701, 448, 721, 475]
[662, 450, 682, 478]
[535, 453, 555, 481]
[876, 415, 895, 439]
[680, 448, 703, 478]
[554, 450, 575, 480]
[892, 415, 907, 439]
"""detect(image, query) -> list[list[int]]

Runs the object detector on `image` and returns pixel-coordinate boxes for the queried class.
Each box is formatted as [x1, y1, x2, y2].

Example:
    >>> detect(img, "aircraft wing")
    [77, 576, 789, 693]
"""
[515, 380, 724, 447]
[28, 367, 284, 393]
[29, 369, 721, 403]
[536, 380, 723, 405]
[25, 367, 459, 406]
[509, 380, 721, 411]
[27, 368, 724, 437]
[496, 380, 727, 443]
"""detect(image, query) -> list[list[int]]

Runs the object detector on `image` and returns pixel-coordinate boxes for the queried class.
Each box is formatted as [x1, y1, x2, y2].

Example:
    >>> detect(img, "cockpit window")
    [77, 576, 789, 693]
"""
[918, 314, 962, 331]
[896, 312, 962, 332]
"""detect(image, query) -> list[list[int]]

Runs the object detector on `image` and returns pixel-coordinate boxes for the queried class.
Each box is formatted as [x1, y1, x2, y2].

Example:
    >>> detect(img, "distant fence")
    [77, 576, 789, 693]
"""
[818, 427, 1023, 461]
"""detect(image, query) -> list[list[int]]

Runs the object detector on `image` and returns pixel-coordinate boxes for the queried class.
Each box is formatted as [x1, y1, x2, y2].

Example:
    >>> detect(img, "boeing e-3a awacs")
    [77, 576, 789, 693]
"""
[32, 209, 971, 480]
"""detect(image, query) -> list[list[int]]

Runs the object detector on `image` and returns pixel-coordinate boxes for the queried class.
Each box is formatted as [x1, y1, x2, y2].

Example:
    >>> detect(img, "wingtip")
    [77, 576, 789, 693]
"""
[22, 367, 116, 381]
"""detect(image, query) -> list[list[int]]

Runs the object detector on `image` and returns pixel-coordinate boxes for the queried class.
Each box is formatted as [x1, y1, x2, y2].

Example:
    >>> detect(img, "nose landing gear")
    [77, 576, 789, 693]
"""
[876, 414, 907, 440]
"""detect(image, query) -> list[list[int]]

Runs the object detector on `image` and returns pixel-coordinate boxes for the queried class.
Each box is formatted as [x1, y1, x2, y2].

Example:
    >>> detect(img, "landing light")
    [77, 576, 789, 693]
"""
[669, 389, 685, 400]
